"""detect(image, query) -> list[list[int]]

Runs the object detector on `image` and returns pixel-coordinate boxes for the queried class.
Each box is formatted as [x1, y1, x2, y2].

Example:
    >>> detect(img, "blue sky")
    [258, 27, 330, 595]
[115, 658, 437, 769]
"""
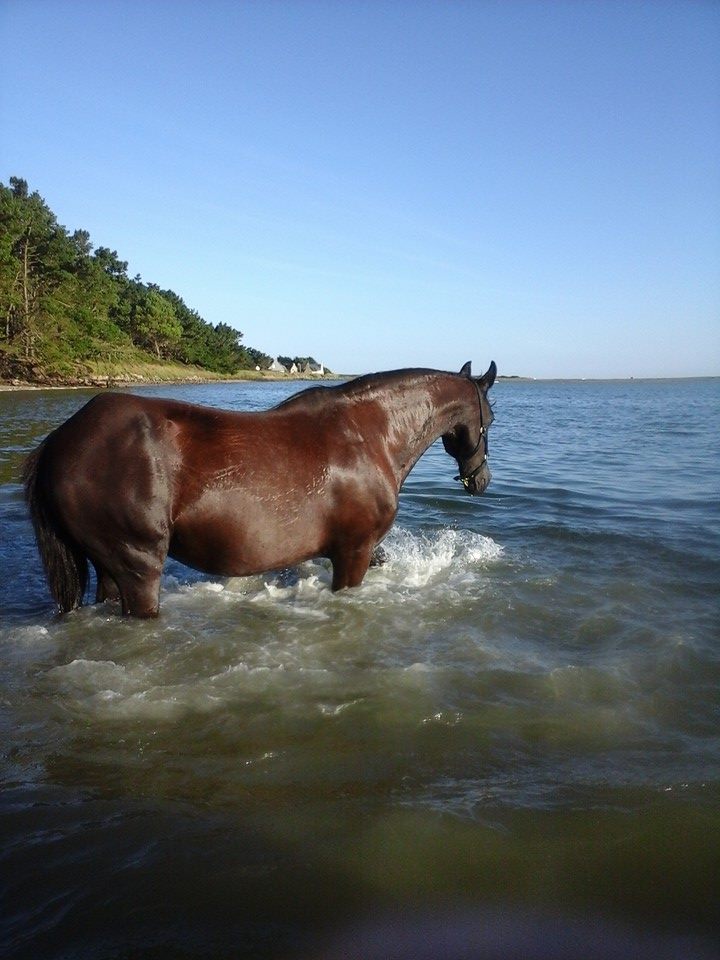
[1, 0, 718, 377]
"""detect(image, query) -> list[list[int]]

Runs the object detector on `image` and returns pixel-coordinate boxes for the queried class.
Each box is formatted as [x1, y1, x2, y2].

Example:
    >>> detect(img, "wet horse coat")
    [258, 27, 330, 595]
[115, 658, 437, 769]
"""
[24, 362, 496, 617]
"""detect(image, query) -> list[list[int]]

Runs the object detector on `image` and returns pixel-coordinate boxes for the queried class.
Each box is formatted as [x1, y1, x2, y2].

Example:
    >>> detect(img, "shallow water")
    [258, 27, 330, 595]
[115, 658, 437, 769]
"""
[1, 378, 719, 959]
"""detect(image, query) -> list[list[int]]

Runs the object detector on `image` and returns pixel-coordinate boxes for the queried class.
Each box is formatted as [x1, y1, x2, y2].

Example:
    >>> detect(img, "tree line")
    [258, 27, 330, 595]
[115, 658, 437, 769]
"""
[277, 356, 323, 370]
[0, 177, 272, 377]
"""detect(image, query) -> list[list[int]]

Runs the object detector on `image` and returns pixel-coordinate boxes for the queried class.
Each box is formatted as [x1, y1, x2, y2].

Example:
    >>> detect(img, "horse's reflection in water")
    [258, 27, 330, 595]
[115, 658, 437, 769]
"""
[24, 362, 496, 617]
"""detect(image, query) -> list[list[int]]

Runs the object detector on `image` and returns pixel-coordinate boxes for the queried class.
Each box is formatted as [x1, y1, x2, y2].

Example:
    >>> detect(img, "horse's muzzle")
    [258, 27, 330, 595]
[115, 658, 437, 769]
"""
[464, 465, 491, 496]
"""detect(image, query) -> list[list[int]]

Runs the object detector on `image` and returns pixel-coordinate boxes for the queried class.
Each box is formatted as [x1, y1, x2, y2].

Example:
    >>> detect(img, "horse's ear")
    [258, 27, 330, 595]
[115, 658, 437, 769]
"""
[478, 360, 497, 390]
[459, 361, 472, 377]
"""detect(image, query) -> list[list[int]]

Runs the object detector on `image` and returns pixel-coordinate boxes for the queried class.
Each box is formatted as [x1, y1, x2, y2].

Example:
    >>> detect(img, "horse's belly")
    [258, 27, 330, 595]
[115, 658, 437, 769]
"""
[169, 491, 326, 577]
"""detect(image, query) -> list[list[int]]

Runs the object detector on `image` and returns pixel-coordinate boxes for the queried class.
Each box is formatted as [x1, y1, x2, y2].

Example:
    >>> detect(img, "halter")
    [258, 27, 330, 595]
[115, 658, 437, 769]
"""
[455, 380, 489, 489]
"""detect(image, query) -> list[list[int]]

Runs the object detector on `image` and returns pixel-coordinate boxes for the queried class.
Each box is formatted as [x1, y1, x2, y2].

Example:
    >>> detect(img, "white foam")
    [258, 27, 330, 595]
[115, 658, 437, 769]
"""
[10, 625, 50, 642]
[27, 526, 504, 724]
[260, 526, 502, 600]
[48, 658, 133, 692]
[157, 527, 502, 621]
[404, 661, 435, 673]
[318, 698, 365, 717]
[377, 527, 502, 589]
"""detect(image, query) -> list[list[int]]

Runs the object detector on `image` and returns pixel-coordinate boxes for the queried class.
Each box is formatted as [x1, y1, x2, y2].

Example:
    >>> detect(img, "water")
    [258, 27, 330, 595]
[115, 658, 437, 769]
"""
[1, 378, 718, 959]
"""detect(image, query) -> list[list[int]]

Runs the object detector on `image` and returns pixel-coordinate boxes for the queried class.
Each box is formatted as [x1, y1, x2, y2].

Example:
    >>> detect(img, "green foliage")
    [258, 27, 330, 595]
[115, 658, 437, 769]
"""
[0, 176, 272, 378]
[245, 345, 273, 370]
[278, 355, 319, 370]
[127, 287, 182, 358]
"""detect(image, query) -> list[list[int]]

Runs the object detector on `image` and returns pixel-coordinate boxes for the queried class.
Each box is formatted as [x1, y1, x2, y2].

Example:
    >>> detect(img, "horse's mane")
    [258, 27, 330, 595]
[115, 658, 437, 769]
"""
[275, 368, 455, 410]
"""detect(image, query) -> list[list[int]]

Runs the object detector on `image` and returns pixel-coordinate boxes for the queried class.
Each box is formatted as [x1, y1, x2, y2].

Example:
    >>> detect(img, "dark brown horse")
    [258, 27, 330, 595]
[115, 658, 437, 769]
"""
[23, 361, 496, 617]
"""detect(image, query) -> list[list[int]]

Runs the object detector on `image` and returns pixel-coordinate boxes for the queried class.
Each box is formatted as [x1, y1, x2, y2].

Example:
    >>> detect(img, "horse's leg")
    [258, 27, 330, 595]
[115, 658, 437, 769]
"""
[93, 563, 120, 604]
[330, 540, 375, 591]
[113, 565, 164, 618]
[98, 538, 169, 618]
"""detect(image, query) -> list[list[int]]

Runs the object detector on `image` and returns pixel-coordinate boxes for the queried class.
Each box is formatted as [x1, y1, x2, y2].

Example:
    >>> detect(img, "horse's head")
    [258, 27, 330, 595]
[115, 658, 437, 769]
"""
[442, 360, 497, 496]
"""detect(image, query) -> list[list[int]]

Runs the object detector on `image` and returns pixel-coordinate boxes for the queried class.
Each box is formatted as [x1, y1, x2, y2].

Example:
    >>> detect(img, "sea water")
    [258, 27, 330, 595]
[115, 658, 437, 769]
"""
[0, 378, 718, 958]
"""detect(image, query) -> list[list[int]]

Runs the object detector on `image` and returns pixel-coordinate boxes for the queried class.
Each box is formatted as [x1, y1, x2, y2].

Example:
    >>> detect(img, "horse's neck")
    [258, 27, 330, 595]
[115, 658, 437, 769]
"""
[371, 374, 468, 485]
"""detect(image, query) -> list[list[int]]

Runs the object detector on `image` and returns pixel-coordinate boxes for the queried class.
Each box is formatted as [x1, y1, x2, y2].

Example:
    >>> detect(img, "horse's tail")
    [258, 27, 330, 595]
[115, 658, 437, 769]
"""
[22, 440, 88, 613]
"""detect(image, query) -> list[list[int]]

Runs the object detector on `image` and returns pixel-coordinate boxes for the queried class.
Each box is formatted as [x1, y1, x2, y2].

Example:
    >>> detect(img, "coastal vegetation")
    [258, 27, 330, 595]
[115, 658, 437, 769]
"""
[0, 176, 276, 384]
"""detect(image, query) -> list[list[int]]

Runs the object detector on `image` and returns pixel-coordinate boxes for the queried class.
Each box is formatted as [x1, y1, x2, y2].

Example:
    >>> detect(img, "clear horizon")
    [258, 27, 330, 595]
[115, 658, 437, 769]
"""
[1, 0, 718, 379]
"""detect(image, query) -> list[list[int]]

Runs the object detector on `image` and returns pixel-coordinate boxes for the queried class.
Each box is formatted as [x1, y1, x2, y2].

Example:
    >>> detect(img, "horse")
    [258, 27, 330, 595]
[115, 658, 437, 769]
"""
[23, 361, 496, 618]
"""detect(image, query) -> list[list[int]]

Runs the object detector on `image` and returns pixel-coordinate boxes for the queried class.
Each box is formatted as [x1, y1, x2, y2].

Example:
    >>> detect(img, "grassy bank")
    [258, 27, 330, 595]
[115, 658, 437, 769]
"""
[0, 346, 345, 389]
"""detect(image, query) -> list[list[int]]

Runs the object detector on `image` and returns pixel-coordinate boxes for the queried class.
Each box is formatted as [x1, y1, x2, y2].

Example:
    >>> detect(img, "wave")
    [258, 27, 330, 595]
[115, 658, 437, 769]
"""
[163, 525, 504, 609]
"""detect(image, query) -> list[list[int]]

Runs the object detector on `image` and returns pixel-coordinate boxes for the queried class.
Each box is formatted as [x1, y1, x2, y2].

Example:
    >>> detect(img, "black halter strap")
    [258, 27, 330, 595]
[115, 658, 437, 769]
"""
[455, 380, 489, 488]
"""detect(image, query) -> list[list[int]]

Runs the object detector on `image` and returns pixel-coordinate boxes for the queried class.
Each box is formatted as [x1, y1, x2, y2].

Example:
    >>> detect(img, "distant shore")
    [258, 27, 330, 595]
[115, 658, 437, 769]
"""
[4, 373, 711, 392]
[0, 365, 348, 392]
[0, 374, 346, 391]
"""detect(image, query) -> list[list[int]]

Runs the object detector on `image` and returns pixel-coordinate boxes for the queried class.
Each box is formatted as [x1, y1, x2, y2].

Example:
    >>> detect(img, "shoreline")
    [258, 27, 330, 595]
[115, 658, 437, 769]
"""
[0, 371, 348, 392]
[1, 373, 714, 392]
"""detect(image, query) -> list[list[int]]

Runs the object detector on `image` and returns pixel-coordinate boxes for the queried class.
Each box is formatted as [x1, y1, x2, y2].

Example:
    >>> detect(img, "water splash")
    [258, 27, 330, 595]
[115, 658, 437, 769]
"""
[164, 525, 503, 611]
[376, 526, 502, 589]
